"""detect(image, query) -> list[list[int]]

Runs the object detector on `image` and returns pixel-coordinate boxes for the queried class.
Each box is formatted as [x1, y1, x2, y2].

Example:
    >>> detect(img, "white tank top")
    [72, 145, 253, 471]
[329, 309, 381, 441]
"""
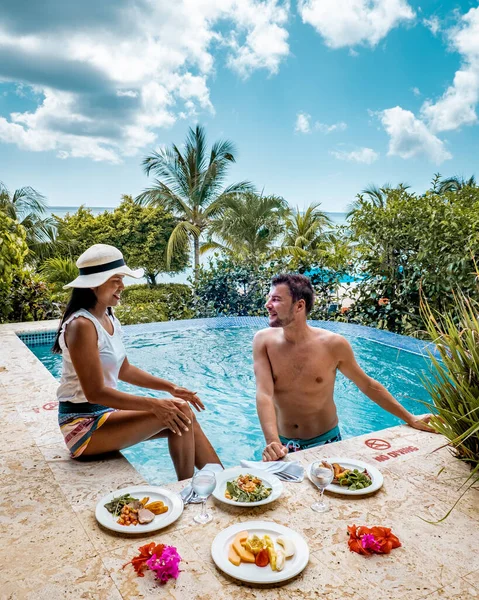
[57, 308, 126, 404]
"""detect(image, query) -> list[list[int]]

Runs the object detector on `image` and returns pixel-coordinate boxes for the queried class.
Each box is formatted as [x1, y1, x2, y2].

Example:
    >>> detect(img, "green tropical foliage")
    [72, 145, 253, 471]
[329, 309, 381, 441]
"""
[346, 183, 410, 216]
[437, 175, 477, 194]
[136, 125, 255, 276]
[115, 283, 193, 324]
[421, 291, 478, 519]
[344, 186, 479, 335]
[54, 196, 188, 284]
[0, 181, 58, 263]
[280, 202, 333, 259]
[203, 193, 287, 260]
[7, 271, 59, 322]
[0, 213, 29, 322]
[40, 257, 78, 291]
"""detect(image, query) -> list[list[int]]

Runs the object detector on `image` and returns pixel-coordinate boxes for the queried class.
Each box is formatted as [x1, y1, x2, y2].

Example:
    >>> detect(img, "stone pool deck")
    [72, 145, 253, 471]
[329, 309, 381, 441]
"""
[1, 320, 478, 600]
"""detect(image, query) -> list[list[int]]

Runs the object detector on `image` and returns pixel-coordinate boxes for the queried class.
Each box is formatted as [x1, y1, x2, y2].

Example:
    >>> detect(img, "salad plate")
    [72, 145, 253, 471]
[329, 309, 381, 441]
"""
[307, 457, 383, 496]
[212, 467, 283, 507]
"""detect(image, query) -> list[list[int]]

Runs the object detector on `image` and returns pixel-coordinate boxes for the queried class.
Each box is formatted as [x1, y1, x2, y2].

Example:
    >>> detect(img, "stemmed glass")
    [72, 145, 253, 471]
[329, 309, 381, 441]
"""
[310, 460, 334, 513]
[191, 470, 216, 524]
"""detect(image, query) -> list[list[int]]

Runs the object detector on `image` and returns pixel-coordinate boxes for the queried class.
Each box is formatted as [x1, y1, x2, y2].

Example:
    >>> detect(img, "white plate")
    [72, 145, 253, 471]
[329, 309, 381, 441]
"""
[211, 520, 309, 584]
[307, 457, 383, 496]
[95, 485, 183, 533]
[212, 467, 283, 507]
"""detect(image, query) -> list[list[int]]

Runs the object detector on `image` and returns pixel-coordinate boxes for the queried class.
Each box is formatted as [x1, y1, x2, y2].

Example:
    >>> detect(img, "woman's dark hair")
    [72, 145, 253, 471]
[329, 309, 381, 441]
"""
[271, 273, 315, 314]
[52, 288, 111, 354]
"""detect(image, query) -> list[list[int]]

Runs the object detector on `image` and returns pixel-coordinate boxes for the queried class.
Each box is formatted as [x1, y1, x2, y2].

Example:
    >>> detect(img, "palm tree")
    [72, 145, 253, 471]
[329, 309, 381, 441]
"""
[202, 192, 287, 260]
[280, 203, 333, 259]
[438, 175, 476, 194]
[0, 181, 57, 262]
[136, 125, 255, 278]
[346, 183, 410, 217]
[40, 257, 78, 291]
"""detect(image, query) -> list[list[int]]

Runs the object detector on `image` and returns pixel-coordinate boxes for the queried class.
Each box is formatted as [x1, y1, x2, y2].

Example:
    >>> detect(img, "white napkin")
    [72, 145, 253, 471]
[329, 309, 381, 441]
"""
[239, 459, 304, 482]
[180, 463, 224, 503]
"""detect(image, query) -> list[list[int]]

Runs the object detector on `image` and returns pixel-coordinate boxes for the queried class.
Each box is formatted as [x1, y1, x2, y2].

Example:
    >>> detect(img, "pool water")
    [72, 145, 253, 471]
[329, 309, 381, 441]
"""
[31, 324, 431, 484]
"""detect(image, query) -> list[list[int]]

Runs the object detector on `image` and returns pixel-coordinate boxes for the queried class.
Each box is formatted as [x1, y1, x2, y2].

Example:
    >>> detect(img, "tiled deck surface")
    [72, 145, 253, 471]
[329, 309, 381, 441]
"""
[1, 320, 478, 600]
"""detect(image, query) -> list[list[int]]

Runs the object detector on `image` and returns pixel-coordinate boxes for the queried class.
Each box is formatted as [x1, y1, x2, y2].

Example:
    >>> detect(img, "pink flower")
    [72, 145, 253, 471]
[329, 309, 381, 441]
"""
[146, 546, 182, 584]
[361, 534, 381, 552]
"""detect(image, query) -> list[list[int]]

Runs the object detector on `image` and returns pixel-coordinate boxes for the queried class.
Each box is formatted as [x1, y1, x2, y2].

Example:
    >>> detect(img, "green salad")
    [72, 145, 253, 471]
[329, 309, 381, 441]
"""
[225, 473, 272, 502]
[338, 469, 372, 490]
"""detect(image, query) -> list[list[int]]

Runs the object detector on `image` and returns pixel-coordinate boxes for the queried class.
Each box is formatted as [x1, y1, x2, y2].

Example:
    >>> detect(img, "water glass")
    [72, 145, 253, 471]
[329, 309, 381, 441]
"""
[191, 470, 216, 524]
[310, 460, 334, 513]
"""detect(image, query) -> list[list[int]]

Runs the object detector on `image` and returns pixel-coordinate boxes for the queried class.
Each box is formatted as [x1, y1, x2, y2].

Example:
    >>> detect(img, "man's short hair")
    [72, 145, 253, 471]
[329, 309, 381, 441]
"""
[271, 274, 314, 314]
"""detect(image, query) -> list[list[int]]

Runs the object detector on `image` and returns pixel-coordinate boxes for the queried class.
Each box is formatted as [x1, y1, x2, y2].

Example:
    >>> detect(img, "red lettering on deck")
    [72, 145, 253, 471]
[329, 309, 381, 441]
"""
[372, 445, 419, 462]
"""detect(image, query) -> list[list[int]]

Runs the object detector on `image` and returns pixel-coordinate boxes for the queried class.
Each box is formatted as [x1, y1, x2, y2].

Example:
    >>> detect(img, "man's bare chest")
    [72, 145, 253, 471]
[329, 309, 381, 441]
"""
[267, 344, 337, 387]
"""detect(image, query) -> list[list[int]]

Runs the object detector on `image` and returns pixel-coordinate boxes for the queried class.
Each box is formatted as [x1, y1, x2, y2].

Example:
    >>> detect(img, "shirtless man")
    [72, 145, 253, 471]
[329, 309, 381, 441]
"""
[253, 274, 434, 461]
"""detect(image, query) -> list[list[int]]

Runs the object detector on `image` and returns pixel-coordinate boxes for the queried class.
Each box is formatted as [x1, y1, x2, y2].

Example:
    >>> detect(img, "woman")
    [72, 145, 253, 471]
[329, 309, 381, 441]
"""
[53, 243, 221, 480]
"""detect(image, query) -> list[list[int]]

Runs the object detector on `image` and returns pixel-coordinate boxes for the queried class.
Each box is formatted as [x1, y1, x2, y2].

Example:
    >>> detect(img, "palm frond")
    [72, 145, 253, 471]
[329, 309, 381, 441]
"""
[166, 221, 200, 268]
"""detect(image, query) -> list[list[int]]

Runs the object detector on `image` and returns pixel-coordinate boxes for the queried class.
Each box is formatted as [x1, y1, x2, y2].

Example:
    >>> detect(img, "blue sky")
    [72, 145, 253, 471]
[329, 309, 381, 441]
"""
[0, 0, 478, 212]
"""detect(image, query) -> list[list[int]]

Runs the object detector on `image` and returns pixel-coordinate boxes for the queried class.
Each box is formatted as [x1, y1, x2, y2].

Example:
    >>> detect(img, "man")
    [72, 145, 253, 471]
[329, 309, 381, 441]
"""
[253, 274, 433, 461]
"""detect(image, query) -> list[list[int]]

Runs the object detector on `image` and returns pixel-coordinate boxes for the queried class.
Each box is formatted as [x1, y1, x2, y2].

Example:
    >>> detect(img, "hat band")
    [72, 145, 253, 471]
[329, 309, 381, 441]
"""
[79, 258, 125, 276]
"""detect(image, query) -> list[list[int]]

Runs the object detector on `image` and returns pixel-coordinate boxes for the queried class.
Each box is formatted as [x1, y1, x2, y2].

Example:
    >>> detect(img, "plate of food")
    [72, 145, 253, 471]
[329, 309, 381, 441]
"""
[212, 467, 283, 507]
[211, 520, 309, 584]
[95, 485, 183, 533]
[307, 457, 383, 496]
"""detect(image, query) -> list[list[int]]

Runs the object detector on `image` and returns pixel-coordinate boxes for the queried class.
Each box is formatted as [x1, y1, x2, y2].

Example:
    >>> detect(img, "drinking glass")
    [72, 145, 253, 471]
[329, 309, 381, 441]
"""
[191, 470, 216, 524]
[310, 460, 334, 512]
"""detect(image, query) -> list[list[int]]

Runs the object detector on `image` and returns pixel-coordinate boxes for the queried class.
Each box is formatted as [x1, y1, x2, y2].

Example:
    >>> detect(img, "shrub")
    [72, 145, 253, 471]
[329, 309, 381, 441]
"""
[54, 196, 189, 284]
[8, 271, 59, 322]
[345, 187, 479, 335]
[192, 255, 343, 319]
[120, 283, 193, 321]
[114, 303, 169, 325]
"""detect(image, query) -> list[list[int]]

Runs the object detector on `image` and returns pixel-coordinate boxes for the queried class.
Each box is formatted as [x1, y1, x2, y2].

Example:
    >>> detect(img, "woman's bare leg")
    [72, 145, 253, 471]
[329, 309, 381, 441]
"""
[81, 404, 196, 480]
[191, 415, 222, 468]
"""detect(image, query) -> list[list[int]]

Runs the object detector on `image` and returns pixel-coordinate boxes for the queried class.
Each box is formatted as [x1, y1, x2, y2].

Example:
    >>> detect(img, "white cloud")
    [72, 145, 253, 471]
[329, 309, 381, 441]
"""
[380, 106, 451, 164]
[423, 16, 440, 36]
[378, 7, 478, 165]
[420, 7, 479, 132]
[295, 112, 311, 133]
[0, 0, 291, 162]
[226, 0, 290, 78]
[412, 87, 421, 96]
[315, 121, 347, 133]
[295, 114, 347, 134]
[349, 48, 359, 57]
[330, 147, 379, 163]
[298, 0, 415, 48]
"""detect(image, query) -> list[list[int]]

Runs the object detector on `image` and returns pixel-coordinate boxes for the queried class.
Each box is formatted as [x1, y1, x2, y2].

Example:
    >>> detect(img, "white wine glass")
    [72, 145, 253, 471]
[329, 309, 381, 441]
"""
[191, 470, 216, 524]
[310, 460, 334, 513]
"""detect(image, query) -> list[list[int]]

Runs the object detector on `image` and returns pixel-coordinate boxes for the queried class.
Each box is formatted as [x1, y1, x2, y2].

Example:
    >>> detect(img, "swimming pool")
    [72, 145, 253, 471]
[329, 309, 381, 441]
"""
[27, 318, 432, 485]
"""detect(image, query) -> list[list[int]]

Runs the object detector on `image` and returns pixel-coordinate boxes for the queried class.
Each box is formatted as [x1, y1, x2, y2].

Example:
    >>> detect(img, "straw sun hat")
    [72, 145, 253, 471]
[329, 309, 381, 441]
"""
[64, 244, 144, 289]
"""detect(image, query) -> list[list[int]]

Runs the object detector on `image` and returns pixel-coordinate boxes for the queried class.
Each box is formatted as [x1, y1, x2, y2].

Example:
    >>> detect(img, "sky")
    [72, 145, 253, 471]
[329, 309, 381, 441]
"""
[0, 0, 478, 212]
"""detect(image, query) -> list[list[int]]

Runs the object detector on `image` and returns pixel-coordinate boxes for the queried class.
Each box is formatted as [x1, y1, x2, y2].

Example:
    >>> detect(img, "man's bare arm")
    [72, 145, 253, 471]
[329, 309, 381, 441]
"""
[335, 336, 434, 432]
[253, 332, 288, 460]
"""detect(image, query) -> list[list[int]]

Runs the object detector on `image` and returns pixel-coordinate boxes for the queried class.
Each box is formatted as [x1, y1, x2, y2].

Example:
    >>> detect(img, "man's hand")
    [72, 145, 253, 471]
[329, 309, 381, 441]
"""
[407, 414, 436, 433]
[262, 441, 288, 462]
[171, 386, 205, 411]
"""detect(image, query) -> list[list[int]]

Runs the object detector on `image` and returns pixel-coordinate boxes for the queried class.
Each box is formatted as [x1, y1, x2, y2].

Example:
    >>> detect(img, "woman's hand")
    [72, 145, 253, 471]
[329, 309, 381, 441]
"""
[171, 385, 205, 411]
[149, 398, 192, 435]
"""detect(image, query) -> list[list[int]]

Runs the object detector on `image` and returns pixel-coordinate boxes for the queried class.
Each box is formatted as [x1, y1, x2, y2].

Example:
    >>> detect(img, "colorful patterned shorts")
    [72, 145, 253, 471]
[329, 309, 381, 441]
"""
[58, 402, 114, 458]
